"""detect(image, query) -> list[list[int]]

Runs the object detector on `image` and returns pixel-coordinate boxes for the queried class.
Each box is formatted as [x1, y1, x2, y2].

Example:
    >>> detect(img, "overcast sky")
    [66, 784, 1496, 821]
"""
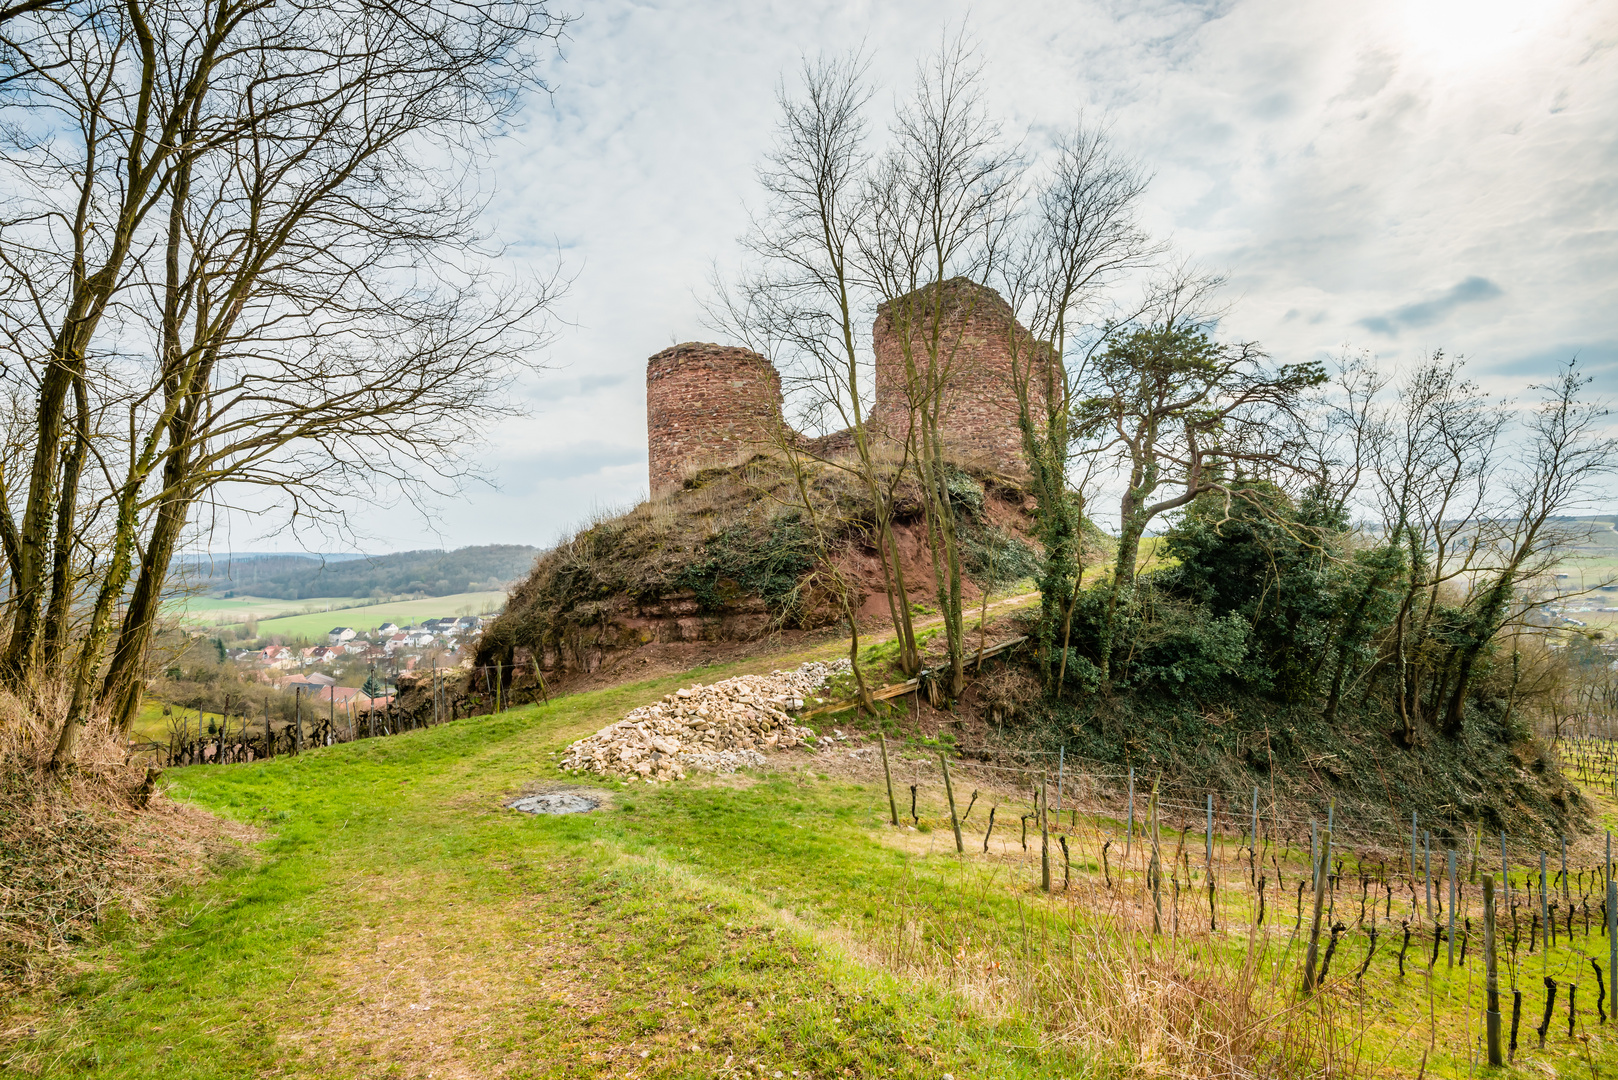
[229, 0, 1618, 555]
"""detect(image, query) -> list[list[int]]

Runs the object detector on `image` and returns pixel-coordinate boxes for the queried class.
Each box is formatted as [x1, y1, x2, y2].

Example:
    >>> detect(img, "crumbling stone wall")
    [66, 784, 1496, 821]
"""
[645, 281, 1052, 496]
[646, 343, 783, 497]
[871, 278, 1057, 470]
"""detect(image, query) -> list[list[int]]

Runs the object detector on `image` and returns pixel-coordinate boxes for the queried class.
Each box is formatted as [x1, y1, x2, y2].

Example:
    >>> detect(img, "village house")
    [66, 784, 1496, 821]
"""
[275, 672, 336, 690]
[327, 626, 357, 644]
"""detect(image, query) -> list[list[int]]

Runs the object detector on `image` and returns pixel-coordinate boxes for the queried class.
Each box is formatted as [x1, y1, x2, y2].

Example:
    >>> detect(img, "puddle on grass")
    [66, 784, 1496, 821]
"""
[507, 791, 601, 815]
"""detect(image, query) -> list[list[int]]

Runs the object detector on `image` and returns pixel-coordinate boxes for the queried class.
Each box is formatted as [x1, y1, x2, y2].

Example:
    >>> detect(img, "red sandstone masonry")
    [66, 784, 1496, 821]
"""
[645, 282, 1051, 496]
[872, 278, 1057, 471]
[646, 342, 783, 497]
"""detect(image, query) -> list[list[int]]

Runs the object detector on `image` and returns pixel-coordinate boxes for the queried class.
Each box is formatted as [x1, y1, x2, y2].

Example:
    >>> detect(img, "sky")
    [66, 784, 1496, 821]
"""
[233, 0, 1618, 554]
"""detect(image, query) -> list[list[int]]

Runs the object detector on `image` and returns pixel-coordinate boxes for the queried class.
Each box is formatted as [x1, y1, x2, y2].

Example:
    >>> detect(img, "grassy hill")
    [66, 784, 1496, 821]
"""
[170, 545, 537, 602]
[7, 626, 1615, 1076]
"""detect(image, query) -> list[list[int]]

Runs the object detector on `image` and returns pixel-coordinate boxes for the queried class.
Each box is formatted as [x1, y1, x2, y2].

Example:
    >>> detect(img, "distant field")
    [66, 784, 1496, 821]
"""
[171, 595, 376, 625]
[239, 591, 506, 642]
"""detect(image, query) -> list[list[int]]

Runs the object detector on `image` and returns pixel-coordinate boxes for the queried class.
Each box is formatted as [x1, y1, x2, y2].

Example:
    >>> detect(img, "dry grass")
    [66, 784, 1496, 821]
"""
[287, 871, 593, 1079]
[0, 682, 252, 991]
[853, 859, 1372, 1079]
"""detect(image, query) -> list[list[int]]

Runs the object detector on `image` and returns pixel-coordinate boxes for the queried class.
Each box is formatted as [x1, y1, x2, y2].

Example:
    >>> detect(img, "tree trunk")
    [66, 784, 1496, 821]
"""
[3, 353, 81, 681]
[51, 488, 141, 771]
[39, 376, 91, 675]
[1098, 511, 1148, 689]
[101, 475, 194, 732]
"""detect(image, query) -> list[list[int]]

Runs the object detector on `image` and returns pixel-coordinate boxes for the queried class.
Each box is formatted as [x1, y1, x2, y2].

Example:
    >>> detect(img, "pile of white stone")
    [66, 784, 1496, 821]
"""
[558, 660, 849, 782]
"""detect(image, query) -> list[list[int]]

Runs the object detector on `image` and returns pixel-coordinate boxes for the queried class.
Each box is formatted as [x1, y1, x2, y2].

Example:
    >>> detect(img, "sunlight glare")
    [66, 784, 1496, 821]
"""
[1399, 0, 1561, 70]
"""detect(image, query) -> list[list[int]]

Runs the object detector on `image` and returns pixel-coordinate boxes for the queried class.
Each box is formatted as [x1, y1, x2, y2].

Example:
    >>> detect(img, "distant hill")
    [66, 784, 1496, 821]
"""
[173, 546, 538, 601]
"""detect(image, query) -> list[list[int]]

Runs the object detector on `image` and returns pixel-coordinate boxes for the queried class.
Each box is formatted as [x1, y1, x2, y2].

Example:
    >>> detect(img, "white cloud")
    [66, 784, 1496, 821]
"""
[234, 0, 1618, 552]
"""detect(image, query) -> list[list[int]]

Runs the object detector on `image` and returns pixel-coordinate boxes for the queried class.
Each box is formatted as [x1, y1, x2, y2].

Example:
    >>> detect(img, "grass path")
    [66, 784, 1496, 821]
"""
[3, 658, 1071, 1078]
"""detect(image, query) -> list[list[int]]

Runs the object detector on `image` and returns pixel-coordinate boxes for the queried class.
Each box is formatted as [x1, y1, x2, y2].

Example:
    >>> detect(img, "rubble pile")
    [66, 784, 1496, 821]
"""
[558, 660, 849, 781]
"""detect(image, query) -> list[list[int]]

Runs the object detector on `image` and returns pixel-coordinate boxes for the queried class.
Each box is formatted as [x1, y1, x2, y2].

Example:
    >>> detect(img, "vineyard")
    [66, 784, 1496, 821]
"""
[821, 733, 1618, 1076]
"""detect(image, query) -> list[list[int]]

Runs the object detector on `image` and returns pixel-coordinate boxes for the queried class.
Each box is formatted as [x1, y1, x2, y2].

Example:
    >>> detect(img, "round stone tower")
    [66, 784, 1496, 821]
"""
[646, 343, 784, 498]
[871, 278, 1055, 472]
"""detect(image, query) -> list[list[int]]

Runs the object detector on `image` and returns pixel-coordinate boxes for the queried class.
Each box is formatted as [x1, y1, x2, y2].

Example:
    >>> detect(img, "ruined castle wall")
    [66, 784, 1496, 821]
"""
[871, 278, 1056, 473]
[646, 343, 784, 498]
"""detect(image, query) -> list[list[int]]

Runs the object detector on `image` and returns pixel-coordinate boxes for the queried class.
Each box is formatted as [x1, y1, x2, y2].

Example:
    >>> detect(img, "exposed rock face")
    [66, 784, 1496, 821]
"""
[531, 590, 776, 675]
[557, 660, 849, 781]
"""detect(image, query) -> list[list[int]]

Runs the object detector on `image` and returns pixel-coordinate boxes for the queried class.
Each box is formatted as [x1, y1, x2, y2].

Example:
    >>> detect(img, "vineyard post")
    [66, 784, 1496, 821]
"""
[1562, 836, 1569, 902]
[1456, 854, 1469, 971]
[940, 752, 963, 855]
[1485, 875, 1503, 1066]
[265, 699, 272, 759]
[329, 688, 334, 743]
[1205, 794, 1213, 870]
[1607, 876, 1616, 1020]
[1040, 779, 1051, 893]
[1424, 831, 1433, 917]
[879, 735, 898, 826]
[1311, 821, 1319, 887]
[1411, 812, 1418, 879]
[1541, 852, 1550, 973]
[1250, 786, 1258, 857]
[1056, 746, 1064, 815]
[1326, 800, 1334, 880]
[1302, 826, 1331, 993]
[294, 687, 304, 754]
[432, 658, 439, 725]
[1149, 779, 1162, 933]
[1126, 767, 1135, 857]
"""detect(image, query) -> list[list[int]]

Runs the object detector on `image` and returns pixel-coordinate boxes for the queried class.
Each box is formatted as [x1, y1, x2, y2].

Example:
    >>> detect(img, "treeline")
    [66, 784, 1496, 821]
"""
[176, 546, 538, 601]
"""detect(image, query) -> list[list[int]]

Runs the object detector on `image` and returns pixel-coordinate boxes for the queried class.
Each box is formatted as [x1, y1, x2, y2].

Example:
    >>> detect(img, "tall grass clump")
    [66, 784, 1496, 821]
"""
[0, 685, 243, 989]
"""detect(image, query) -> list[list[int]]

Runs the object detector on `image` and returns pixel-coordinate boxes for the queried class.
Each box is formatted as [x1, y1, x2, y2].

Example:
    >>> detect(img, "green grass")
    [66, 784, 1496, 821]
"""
[9, 637, 1618, 1077]
[1, 653, 1071, 1078]
[167, 594, 377, 624]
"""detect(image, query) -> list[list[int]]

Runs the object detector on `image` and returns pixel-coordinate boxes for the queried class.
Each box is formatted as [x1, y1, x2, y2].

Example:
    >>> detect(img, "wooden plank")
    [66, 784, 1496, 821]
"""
[799, 636, 1028, 719]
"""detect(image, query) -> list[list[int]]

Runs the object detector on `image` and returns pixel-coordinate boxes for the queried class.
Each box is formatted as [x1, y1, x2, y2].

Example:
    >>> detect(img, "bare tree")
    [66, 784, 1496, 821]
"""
[0, 0, 568, 765]
[857, 37, 1019, 698]
[1361, 355, 1504, 743]
[1437, 362, 1618, 736]
[710, 51, 927, 683]
[993, 120, 1159, 693]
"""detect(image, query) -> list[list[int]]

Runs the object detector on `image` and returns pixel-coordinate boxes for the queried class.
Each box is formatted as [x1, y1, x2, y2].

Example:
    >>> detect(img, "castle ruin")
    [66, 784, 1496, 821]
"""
[646, 279, 1055, 497]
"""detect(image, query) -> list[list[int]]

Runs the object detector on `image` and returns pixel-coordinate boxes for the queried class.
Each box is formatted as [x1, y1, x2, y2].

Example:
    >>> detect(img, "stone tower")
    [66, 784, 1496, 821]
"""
[646, 342, 783, 498]
[871, 278, 1055, 470]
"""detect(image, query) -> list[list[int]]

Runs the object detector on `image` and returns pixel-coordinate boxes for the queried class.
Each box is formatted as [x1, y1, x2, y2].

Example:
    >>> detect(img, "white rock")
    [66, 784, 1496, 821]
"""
[556, 659, 849, 781]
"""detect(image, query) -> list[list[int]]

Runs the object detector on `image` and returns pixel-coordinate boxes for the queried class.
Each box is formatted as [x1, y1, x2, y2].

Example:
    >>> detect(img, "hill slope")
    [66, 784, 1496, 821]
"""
[173, 545, 538, 601]
[479, 455, 1042, 682]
